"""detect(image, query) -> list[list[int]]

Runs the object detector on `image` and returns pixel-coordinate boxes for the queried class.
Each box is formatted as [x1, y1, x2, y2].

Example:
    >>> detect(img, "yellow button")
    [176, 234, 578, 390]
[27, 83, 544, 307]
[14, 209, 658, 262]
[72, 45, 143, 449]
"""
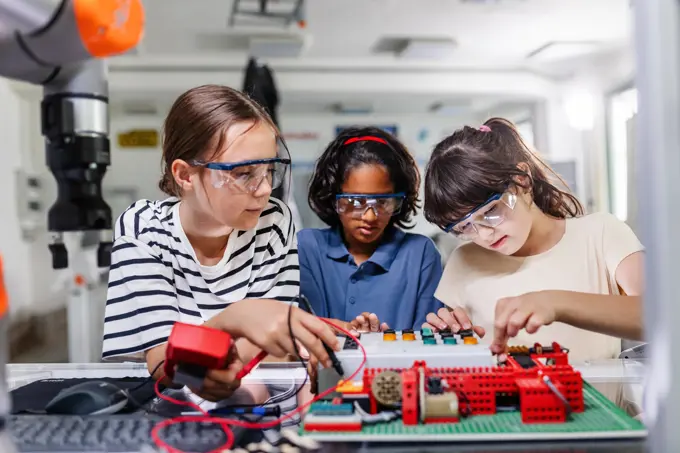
[402, 332, 416, 341]
[383, 332, 397, 341]
[463, 337, 478, 345]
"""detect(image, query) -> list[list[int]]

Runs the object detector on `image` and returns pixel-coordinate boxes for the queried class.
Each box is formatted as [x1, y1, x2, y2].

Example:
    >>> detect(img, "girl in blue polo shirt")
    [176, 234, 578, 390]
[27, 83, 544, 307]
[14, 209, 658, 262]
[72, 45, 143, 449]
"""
[298, 127, 443, 332]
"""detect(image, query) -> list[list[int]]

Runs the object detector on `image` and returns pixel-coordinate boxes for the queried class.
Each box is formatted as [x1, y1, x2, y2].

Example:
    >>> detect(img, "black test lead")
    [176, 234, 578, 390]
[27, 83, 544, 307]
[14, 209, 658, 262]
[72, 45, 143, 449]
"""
[298, 294, 345, 378]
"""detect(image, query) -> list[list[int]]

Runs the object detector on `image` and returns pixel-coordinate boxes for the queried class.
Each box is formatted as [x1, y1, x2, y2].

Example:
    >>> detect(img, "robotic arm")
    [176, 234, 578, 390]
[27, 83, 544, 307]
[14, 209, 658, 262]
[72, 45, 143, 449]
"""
[0, 0, 144, 268]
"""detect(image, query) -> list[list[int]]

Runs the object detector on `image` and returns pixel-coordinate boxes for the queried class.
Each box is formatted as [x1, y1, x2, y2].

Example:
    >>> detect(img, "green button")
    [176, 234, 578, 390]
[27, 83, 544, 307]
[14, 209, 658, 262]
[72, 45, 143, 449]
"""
[423, 337, 437, 345]
[444, 337, 458, 345]
[422, 328, 433, 336]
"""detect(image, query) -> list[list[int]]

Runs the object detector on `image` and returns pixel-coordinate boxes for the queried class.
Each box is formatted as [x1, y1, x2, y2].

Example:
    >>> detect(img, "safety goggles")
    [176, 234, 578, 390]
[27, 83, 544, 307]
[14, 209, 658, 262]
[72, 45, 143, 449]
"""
[192, 157, 291, 194]
[444, 191, 517, 240]
[335, 193, 405, 219]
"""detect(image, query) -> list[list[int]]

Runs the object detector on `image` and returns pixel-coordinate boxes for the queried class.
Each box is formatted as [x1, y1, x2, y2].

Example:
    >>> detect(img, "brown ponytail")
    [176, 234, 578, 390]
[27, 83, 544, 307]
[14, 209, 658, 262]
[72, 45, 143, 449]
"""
[424, 117, 584, 229]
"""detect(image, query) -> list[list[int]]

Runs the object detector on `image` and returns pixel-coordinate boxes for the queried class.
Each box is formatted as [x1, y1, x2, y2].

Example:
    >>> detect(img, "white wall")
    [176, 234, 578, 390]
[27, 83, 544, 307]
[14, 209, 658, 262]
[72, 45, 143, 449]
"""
[109, 102, 595, 239]
[110, 110, 538, 237]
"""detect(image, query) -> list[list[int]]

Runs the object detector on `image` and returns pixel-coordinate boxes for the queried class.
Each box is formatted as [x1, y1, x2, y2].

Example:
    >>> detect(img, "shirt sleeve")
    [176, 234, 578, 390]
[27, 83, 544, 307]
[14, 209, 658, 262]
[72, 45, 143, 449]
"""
[246, 202, 300, 303]
[102, 236, 179, 362]
[413, 239, 445, 329]
[298, 231, 329, 318]
[600, 212, 645, 280]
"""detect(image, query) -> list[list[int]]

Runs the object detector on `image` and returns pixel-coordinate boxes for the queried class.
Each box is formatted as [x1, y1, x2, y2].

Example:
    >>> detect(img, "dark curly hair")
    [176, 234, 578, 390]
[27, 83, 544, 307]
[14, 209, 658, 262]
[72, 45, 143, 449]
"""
[424, 117, 583, 230]
[308, 126, 421, 229]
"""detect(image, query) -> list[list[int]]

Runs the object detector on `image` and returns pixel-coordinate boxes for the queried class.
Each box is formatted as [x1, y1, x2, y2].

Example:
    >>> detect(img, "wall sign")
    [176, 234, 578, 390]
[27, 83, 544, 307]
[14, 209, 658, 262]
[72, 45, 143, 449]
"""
[335, 125, 398, 138]
[117, 129, 159, 148]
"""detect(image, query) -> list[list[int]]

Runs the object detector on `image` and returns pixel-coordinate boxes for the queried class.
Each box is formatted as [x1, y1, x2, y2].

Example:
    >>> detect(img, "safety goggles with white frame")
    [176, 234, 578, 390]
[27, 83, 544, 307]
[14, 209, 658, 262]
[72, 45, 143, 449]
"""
[444, 191, 518, 240]
[335, 193, 406, 219]
[191, 157, 291, 194]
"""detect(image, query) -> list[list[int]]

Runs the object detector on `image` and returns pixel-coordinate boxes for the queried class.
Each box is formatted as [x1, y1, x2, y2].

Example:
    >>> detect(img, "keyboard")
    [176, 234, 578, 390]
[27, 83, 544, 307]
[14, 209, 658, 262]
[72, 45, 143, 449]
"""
[8, 414, 244, 452]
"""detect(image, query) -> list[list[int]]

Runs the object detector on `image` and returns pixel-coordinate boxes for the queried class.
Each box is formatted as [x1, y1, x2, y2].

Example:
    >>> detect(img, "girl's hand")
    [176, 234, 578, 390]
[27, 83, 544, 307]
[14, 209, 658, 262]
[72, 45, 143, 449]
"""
[422, 307, 485, 337]
[211, 299, 340, 369]
[350, 312, 389, 332]
[491, 291, 558, 355]
[321, 318, 357, 335]
[190, 344, 244, 402]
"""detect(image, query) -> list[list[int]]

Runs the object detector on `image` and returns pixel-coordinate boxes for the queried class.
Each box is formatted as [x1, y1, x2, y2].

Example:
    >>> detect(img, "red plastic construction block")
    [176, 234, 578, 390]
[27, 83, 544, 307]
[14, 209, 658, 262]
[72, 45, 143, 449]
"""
[401, 369, 418, 425]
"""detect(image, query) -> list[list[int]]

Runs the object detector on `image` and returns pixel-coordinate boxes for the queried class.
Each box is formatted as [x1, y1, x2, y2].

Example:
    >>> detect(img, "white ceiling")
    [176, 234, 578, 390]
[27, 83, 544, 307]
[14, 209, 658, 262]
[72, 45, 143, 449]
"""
[135, 0, 631, 66]
[112, 0, 633, 115]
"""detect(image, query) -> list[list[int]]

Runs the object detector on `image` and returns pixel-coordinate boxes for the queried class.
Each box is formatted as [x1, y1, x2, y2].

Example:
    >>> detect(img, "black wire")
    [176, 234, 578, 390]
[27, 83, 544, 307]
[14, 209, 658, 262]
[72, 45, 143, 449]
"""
[285, 299, 309, 402]
[128, 360, 166, 393]
[213, 301, 309, 411]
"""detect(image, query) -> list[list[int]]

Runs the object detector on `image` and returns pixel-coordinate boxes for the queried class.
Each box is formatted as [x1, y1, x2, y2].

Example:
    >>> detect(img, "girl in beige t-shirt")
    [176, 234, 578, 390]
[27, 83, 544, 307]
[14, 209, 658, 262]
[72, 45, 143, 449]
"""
[422, 118, 644, 362]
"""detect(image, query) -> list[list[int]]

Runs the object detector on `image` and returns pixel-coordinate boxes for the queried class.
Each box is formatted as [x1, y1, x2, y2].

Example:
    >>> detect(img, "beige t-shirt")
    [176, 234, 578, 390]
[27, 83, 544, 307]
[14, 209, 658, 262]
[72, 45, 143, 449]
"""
[435, 212, 644, 362]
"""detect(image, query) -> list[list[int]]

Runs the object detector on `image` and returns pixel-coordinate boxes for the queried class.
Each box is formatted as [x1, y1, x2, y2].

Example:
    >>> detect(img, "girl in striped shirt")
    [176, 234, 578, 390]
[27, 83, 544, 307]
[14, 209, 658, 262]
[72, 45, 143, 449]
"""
[102, 85, 338, 404]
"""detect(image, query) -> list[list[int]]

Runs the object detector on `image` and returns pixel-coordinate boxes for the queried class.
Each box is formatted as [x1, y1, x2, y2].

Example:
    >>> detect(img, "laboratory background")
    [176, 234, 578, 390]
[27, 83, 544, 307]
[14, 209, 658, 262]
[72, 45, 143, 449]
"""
[9, 0, 680, 453]
[1, 0, 639, 364]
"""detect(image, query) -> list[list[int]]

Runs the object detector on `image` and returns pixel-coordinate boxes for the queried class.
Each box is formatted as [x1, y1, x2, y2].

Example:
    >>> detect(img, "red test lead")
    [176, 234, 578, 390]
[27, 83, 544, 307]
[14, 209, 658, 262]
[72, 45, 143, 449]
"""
[235, 350, 268, 380]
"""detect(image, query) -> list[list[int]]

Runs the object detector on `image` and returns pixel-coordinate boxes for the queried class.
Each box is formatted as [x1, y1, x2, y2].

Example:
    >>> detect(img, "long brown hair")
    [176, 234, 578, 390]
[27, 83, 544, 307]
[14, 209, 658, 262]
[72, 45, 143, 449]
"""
[424, 117, 583, 229]
[159, 84, 278, 197]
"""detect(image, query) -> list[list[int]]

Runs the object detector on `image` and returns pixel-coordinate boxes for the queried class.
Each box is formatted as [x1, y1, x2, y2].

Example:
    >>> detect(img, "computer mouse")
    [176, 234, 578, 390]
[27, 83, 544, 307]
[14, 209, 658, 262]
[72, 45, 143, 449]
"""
[45, 380, 129, 415]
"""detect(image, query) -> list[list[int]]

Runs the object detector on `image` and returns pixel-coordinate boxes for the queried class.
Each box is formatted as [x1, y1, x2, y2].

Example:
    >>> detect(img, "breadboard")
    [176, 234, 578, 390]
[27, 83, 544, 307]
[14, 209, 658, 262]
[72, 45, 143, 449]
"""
[301, 382, 646, 442]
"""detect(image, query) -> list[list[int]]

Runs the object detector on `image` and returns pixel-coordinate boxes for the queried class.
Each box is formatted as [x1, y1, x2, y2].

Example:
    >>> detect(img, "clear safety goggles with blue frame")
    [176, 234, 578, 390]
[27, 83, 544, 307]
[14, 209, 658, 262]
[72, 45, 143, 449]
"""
[335, 193, 406, 218]
[444, 191, 518, 240]
[190, 138, 292, 194]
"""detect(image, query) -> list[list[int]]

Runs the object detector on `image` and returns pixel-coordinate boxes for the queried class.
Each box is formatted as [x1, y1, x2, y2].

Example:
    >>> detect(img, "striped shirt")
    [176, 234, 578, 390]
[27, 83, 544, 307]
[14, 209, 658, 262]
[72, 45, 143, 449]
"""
[102, 197, 300, 361]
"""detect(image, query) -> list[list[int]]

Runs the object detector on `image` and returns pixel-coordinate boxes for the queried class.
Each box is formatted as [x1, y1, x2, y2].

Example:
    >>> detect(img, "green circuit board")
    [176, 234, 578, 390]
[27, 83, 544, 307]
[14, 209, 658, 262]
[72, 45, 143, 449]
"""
[300, 382, 646, 442]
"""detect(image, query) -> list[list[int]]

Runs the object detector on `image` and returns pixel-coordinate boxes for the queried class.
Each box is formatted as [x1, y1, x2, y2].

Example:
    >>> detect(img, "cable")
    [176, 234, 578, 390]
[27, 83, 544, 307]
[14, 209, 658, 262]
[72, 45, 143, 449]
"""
[150, 318, 367, 453]
[128, 360, 165, 393]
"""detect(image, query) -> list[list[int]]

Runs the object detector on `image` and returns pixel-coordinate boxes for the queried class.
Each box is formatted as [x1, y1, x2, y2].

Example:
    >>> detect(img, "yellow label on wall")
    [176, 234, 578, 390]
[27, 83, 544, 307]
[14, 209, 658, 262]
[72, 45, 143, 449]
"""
[117, 129, 159, 148]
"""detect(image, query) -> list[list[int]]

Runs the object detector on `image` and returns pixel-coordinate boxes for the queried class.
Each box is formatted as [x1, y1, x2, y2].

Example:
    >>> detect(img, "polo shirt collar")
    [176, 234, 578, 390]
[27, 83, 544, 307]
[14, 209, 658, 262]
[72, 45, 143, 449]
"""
[326, 226, 404, 271]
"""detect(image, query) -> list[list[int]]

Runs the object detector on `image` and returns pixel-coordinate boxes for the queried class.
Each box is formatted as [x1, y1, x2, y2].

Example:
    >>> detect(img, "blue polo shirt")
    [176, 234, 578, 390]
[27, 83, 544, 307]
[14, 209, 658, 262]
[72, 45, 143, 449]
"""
[297, 226, 444, 331]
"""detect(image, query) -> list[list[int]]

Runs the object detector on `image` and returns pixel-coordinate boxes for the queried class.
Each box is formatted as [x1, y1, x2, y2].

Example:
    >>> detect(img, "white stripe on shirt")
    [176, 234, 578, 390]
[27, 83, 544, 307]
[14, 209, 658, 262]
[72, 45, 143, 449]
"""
[102, 197, 300, 361]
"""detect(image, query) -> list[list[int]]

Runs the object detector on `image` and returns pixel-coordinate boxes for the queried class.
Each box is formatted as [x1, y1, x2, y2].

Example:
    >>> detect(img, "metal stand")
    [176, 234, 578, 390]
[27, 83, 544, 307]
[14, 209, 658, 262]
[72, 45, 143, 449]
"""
[634, 0, 680, 451]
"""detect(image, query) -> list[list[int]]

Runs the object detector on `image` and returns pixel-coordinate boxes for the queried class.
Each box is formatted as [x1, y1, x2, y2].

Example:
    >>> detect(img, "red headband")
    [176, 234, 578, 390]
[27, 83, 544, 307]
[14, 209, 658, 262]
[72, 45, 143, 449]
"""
[343, 136, 388, 146]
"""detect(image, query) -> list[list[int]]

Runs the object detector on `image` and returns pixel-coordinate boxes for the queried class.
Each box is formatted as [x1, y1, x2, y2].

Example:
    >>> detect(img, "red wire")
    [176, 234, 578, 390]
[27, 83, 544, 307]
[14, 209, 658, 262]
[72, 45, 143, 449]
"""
[151, 319, 367, 452]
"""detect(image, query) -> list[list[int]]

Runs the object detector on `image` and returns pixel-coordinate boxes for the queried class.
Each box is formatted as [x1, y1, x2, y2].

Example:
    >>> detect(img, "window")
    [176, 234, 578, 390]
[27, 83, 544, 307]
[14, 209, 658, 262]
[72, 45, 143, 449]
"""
[515, 120, 535, 146]
[607, 88, 638, 221]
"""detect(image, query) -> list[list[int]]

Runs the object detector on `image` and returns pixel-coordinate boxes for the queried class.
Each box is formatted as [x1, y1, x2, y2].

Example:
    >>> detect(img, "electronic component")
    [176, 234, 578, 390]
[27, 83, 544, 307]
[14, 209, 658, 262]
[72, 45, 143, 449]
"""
[342, 335, 360, 350]
[309, 341, 589, 439]
[309, 402, 354, 416]
[164, 323, 234, 388]
[370, 371, 402, 408]
[383, 330, 397, 341]
[299, 295, 345, 377]
[513, 354, 537, 369]
[427, 377, 443, 395]
[423, 393, 459, 421]
[317, 330, 492, 393]
[303, 413, 363, 432]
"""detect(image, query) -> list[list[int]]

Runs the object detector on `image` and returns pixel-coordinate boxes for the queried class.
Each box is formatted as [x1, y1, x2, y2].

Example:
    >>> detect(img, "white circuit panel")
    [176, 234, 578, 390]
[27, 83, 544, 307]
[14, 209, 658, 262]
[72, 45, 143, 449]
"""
[335, 330, 495, 383]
